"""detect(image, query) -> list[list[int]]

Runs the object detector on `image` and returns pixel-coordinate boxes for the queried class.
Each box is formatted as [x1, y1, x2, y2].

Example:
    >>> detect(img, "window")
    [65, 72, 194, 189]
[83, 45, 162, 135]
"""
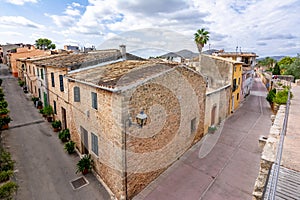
[37, 68, 39, 77]
[238, 77, 240, 85]
[191, 118, 196, 134]
[29, 65, 31, 74]
[59, 75, 64, 92]
[51, 73, 55, 87]
[40, 69, 44, 80]
[74, 86, 80, 102]
[91, 133, 98, 156]
[33, 67, 35, 76]
[91, 92, 97, 110]
[53, 100, 57, 114]
[237, 93, 239, 100]
[232, 78, 237, 92]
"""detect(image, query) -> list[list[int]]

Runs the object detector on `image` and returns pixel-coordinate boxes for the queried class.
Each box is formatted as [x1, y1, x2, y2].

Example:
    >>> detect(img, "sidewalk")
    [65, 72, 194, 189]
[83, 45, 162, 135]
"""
[282, 84, 300, 171]
[134, 78, 273, 200]
[1, 70, 110, 200]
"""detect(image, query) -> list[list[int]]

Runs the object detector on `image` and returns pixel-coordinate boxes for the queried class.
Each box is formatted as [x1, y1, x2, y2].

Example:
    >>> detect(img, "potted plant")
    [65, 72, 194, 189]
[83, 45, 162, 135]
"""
[0, 108, 9, 117]
[31, 97, 39, 106]
[51, 120, 61, 132]
[64, 141, 75, 154]
[18, 80, 25, 87]
[0, 116, 12, 130]
[58, 129, 70, 142]
[37, 100, 43, 109]
[0, 100, 8, 109]
[76, 154, 93, 175]
[43, 105, 54, 122]
[0, 93, 4, 101]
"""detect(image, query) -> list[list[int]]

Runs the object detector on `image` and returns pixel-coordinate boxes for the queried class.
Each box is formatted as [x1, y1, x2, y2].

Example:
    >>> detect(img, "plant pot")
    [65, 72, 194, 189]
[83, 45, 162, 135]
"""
[53, 127, 60, 132]
[82, 168, 89, 175]
[1, 123, 9, 130]
[47, 116, 53, 122]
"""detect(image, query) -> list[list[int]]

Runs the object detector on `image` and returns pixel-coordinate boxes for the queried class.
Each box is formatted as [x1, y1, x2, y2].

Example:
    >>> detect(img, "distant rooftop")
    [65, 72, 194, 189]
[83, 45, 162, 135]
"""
[213, 52, 258, 57]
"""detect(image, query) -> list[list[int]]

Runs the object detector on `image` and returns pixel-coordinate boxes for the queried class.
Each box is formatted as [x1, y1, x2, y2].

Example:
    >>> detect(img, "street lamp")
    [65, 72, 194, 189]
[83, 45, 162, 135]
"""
[135, 110, 147, 128]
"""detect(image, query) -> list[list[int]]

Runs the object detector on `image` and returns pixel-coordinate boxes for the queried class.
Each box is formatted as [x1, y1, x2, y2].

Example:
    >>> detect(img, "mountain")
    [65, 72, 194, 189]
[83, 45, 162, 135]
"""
[257, 56, 285, 61]
[159, 49, 198, 59]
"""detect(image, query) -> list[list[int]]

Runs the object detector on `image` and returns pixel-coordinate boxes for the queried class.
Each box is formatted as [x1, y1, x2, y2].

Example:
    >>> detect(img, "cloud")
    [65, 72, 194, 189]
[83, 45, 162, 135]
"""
[4, 0, 37, 5]
[256, 42, 267, 46]
[116, 0, 189, 15]
[259, 34, 297, 41]
[0, 16, 44, 29]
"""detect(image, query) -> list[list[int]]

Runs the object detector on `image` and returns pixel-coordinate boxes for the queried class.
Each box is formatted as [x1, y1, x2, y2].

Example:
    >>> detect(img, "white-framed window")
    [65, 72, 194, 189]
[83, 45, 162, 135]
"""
[91, 133, 98, 156]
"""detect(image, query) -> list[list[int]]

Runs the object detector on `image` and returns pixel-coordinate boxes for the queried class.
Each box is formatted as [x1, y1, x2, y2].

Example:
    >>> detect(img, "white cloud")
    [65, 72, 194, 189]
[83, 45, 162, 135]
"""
[4, 0, 37, 5]
[0, 16, 44, 29]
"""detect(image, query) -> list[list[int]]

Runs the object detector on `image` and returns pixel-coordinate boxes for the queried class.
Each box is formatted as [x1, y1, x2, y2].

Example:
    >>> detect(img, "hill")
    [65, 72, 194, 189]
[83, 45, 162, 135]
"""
[159, 49, 198, 59]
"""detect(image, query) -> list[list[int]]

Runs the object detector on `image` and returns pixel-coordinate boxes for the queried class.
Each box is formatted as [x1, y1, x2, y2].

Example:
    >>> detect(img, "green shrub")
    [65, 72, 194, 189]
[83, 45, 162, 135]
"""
[0, 100, 8, 109]
[266, 89, 276, 104]
[42, 105, 53, 116]
[0, 170, 13, 183]
[64, 141, 75, 154]
[51, 120, 61, 129]
[0, 116, 12, 128]
[58, 129, 70, 142]
[0, 181, 18, 199]
[18, 80, 25, 87]
[0, 149, 14, 171]
[0, 108, 9, 115]
[273, 89, 293, 105]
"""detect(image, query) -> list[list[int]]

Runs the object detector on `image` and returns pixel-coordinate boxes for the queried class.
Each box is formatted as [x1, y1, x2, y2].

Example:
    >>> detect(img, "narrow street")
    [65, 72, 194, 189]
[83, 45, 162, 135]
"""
[0, 64, 110, 200]
[134, 78, 272, 200]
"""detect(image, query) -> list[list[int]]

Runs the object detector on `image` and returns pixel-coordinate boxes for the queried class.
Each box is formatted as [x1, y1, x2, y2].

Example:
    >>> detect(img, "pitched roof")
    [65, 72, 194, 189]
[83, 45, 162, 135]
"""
[66, 60, 179, 90]
[31, 50, 122, 69]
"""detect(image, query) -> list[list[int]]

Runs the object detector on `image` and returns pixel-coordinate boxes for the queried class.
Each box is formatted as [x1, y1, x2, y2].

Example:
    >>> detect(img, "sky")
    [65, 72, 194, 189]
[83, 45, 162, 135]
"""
[0, 0, 299, 58]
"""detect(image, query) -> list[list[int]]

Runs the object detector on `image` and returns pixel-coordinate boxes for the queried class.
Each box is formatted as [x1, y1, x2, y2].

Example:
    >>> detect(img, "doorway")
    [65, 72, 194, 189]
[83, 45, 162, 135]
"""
[80, 126, 89, 154]
[61, 107, 67, 130]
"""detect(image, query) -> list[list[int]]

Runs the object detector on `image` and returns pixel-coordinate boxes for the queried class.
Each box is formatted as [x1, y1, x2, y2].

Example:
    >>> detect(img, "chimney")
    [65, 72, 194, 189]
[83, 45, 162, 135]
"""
[119, 45, 126, 60]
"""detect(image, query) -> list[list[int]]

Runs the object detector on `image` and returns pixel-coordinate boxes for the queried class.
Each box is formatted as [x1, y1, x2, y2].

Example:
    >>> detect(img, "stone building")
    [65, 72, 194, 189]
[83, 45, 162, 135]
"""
[213, 51, 258, 100]
[65, 60, 207, 199]
[7, 44, 50, 77]
[0, 43, 23, 64]
[187, 54, 243, 133]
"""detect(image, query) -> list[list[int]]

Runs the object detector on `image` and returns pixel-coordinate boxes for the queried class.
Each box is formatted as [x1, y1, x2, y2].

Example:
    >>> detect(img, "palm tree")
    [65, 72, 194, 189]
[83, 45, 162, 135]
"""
[194, 28, 210, 53]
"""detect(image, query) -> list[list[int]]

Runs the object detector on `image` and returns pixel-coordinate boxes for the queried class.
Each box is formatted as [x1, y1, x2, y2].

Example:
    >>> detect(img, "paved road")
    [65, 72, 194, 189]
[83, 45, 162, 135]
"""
[0, 64, 110, 200]
[134, 78, 272, 200]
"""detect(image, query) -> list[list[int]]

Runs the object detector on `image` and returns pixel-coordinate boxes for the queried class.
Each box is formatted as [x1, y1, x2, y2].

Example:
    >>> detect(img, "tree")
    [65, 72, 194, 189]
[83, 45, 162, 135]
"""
[278, 56, 295, 66]
[272, 63, 281, 75]
[258, 57, 276, 68]
[194, 28, 210, 53]
[35, 38, 56, 50]
[284, 54, 300, 80]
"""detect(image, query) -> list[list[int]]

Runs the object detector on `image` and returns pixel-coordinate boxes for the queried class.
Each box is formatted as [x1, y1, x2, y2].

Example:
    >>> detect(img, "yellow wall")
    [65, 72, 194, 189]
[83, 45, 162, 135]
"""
[230, 63, 242, 112]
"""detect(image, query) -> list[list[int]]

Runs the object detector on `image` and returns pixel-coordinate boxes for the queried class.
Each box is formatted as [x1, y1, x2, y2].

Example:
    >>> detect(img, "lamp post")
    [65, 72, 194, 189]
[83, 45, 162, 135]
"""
[122, 110, 148, 199]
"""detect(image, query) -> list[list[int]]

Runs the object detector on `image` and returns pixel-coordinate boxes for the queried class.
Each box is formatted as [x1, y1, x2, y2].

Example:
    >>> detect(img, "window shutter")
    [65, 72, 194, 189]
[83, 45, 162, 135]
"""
[92, 92, 97, 110]
[74, 87, 80, 102]
[59, 75, 64, 92]
[51, 73, 55, 87]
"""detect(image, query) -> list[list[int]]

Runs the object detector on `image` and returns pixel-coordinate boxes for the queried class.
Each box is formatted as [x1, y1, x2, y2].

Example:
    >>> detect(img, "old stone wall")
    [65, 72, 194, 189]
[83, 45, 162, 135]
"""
[121, 66, 206, 199]
[67, 80, 124, 199]
[204, 85, 231, 133]
[252, 106, 286, 200]
[9, 49, 48, 77]
[46, 67, 69, 124]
